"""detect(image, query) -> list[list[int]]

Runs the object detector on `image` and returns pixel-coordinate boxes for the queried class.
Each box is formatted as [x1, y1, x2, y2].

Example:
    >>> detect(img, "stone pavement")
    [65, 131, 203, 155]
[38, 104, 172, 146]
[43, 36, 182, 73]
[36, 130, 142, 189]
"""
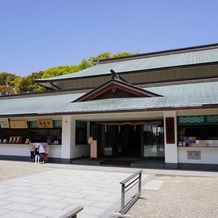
[0, 161, 218, 218]
[0, 161, 150, 218]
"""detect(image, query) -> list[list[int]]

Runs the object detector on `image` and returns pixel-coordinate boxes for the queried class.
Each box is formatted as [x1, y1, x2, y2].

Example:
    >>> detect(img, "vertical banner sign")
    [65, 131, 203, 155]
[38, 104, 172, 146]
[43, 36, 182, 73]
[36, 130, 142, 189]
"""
[166, 117, 175, 144]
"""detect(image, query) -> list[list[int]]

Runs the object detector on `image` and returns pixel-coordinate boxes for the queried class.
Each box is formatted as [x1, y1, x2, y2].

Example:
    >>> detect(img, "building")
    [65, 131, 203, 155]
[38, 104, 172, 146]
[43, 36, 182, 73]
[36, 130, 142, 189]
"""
[0, 43, 218, 170]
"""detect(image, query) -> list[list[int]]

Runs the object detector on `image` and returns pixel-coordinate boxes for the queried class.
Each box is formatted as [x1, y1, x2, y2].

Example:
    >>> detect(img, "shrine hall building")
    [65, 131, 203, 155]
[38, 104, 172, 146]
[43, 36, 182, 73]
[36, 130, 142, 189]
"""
[0, 43, 218, 170]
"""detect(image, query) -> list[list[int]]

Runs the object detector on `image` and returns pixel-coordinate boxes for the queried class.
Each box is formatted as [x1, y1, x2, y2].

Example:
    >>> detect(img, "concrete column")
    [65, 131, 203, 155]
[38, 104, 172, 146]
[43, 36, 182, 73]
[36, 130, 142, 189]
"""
[61, 115, 75, 164]
[164, 111, 178, 169]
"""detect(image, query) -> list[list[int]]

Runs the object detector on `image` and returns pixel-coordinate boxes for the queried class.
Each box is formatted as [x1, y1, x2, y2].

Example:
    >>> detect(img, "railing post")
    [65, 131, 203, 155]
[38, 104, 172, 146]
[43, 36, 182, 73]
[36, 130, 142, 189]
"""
[121, 183, 125, 215]
[139, 171, 142, 196]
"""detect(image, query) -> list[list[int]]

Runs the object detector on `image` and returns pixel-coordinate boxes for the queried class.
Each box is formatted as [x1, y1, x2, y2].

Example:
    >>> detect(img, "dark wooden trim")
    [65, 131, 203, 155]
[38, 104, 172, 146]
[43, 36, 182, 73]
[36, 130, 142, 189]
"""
[165, 117, 175, 144]
[73, 79, 161, 102]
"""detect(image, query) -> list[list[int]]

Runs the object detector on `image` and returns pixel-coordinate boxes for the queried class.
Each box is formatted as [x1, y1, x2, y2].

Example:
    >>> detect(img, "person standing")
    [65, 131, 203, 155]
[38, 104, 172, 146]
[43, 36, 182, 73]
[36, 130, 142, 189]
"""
[28, 141, 35, 163]
[34, 143, 40, 163]
[39, 143, 46, 164]
[44, 144, 49, 163]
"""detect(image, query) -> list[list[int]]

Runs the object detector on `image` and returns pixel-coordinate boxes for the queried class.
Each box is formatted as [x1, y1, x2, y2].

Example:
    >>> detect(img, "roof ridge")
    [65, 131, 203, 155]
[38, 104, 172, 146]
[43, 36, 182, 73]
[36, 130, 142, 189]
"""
[98, 43, 218, 64]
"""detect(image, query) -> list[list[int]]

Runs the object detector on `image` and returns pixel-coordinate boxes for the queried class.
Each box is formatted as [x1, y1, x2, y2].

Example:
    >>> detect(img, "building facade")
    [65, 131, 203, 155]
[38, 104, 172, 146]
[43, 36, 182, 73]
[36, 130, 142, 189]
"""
[0, 44, 218, 170]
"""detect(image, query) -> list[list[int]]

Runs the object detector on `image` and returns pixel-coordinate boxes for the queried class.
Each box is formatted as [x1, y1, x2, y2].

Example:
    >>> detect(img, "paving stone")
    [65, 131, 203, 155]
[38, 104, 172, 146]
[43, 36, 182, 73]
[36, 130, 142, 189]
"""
[0, 163, 150, 218]
[143, 180, 164, 190]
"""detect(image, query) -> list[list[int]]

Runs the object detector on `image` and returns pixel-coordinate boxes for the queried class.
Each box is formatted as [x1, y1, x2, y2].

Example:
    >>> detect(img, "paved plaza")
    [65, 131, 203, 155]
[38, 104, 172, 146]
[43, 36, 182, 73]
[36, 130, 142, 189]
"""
[0, 161, 150, 218]
[0, 161, 218, 218]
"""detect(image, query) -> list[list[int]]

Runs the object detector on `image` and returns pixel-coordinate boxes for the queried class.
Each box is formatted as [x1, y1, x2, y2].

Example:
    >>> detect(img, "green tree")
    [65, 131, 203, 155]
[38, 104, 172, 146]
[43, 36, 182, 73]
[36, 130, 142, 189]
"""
[112, 52, 136, 58]
[18, 72, 46, 93]
[88, 51, 112, 64]
[0, 72, 20, 95]
[0, 51, 136, 95]
[41, 65, 80, 79]
[39, 51, 136, 80]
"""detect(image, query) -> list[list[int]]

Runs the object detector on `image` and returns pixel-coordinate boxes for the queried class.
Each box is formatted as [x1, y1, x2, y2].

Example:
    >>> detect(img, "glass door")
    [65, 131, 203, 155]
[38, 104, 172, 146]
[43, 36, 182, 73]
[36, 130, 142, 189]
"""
[143, 124, 164, 157]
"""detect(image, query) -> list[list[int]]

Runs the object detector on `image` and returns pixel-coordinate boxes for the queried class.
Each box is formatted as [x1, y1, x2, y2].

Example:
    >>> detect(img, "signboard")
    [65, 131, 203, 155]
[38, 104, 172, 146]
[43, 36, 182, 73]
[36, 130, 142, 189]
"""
[165, 117, 175, 144]
[187, 151, 201, 160]
[10, 120, 28, 129]
[0, 118, 10, 128]
[88, 137, 93, 144]
[37, 119, 53, 128]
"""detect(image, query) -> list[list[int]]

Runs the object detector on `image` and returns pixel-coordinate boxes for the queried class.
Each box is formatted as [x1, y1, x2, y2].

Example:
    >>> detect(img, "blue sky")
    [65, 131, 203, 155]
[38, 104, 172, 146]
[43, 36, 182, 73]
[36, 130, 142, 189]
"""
[0, 0, 218, 76]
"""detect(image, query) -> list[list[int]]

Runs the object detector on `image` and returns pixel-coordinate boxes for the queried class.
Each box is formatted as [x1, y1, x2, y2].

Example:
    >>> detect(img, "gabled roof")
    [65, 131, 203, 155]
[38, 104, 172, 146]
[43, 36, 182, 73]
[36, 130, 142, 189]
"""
[36, 44, 218, 87]
[73, 72, 161, 102]
[0, 80, 218, 117]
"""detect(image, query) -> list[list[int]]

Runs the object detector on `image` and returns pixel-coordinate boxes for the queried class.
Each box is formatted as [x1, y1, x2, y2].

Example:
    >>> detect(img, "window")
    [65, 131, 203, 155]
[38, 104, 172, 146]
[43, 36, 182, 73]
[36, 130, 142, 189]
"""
[29, 129, 62, 144]
[76, 121, 87, 144]
[0, 129, 29, 143]
[178, 126, 218, 147]
[0, 120, 62, 144]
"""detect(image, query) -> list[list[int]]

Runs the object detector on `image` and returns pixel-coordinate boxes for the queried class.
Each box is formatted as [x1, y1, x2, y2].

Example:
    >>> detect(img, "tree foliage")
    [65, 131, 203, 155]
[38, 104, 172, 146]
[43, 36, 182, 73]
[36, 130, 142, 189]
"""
[0, 51, 135, 95]
[41, 65, 80, 79]
[0, 72, 20, 95]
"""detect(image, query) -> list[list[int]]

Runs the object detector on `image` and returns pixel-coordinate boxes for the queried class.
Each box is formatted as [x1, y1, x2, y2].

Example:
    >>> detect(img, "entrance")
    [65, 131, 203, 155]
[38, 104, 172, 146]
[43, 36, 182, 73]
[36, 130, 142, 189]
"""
[105, 125, 141, 157]
[90, 120, 164, 159]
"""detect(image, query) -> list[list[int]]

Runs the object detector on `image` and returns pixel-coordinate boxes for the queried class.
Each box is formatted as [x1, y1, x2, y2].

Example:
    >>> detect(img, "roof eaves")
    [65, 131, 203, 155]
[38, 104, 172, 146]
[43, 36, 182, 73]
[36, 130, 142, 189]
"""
[98, 43, 218, 64]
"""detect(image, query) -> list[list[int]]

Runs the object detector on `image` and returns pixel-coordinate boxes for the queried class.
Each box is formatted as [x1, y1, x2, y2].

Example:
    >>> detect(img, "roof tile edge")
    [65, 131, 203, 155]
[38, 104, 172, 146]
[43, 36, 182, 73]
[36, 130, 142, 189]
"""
[98, 43, 218, 64]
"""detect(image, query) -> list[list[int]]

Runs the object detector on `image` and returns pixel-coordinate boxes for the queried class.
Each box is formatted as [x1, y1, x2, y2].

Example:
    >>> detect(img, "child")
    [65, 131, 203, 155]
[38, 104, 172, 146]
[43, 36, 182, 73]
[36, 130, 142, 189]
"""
[39, 143, 46, 164]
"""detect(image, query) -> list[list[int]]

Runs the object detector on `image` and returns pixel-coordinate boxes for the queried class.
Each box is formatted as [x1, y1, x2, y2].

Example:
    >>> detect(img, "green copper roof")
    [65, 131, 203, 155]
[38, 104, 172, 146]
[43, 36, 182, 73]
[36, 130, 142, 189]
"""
[0, 81, 217, 116]
[36, 45, 218, 82]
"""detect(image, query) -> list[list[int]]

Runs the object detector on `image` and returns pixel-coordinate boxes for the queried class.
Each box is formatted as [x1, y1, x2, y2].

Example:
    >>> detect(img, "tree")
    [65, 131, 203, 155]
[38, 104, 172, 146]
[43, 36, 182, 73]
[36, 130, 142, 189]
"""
[0, 51, 136, 95]
[0, 72, 21, 95]
[112, 52, 136, 58]
[41, 65, 81, 79]
[18, 72, 46, 93]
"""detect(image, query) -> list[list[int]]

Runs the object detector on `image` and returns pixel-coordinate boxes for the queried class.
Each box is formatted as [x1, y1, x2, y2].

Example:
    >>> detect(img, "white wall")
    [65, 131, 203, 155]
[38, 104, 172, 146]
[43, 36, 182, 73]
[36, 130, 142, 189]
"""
[48, 145, 61, 158]
[0, 143, 61, 158]
[61, 115, 73, 159]
[0, 144, 30, 156]
[61, 116, 89, 160]
[178, 147, 218, 164]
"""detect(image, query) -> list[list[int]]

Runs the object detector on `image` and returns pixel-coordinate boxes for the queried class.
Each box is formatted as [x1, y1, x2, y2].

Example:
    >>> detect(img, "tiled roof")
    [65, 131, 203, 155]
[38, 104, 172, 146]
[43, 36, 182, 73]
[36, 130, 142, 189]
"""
[0, 81, 217, 116]
[36, 44, 218, 82]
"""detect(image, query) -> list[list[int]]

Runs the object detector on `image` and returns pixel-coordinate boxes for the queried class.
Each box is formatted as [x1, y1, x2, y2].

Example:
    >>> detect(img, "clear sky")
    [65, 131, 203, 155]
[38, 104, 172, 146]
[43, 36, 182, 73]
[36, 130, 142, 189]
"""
[0, 0, 218, 76]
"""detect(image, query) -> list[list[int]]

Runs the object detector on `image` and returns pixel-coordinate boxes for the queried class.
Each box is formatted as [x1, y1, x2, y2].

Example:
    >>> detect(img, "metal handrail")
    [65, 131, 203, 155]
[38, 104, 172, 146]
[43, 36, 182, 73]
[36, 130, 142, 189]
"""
[59, 206, 83, 218]
[120, 170, 143, 215]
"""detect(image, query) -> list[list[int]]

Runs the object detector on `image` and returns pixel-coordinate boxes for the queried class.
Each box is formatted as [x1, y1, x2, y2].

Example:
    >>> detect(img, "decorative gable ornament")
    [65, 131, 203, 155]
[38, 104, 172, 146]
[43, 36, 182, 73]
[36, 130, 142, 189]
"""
[73, 69, 162, 102]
